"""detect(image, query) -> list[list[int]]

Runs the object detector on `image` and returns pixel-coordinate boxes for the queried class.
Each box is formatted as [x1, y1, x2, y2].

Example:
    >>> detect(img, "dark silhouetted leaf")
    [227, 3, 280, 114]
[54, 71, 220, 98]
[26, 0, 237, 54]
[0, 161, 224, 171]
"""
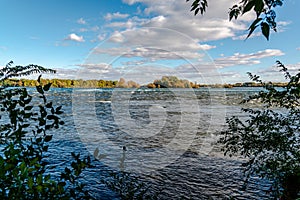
[261, 22, 270, 40]
[24, 106, 33, 111]
[44, 135, 52, 142]
[254, 0, 264, 17]
[43, 83, 51, 91]
[243, 0, 255, 14]
[36, 85, 44, 94]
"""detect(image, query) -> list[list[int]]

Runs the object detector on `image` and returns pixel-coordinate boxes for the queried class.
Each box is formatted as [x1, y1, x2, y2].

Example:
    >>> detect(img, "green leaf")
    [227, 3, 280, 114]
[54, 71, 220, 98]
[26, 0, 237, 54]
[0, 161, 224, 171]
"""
[45, 125, 52, 130]
[254, 0, 264, 17]
[229, 6, 239, 21]
[36, 137, 42, 143]
[39, 118, 46, 126]
[36, 85, 44, 94]
[37, 75, 42, 83]
[249, 17, 263, 30]
[261, 22, 270, 40]
[28, 177, 34, 189]
[47, 115, 58, 121]
[55, 105, 62, 113]
[245, 17, 262, 39]
[44, 135, 52, 142]
[46, 102, 53, 108]
[246, 25, 258, 39]
[24, 106, 33, 111]
[243, 0, 255, 14]
[43, 83, 52, 91]
[22, 123, 30, 128]
[191, 0, 199, 7]
[43, 146, 49, 151]
[195, 7, 200, 15]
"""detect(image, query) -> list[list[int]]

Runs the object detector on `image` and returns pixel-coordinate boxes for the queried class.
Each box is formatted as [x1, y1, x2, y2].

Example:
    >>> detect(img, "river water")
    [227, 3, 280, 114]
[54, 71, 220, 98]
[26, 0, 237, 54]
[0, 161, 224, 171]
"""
[33, 87, 271, 199]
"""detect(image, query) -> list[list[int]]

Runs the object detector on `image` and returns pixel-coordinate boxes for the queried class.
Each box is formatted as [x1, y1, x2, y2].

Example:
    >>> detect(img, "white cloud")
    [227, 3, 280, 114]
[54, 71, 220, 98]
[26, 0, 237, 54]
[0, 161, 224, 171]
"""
[55, 50, 287, 83]
[199, 44, 216, 50]
[77, 63, 111, 70]
[65, 33, 85, 42]
[106, 20, 135, 29]
[277, 21, 291, 26]
[110, 31, 125, 43]
[232, 32, 262, 40]
[77, 18, 86, 25]
[108, 28, 212, 51]
[214, 49, 284, 68]
[63, 0, 291, 83]
[119, 0, 249, 41]
[285, 62, 300, 73]
[78, 26, 99, 33]
[232, 20, 290, 40]
[250, 62, 300, 82]
[105, 12, 129, 21]
[97, 34, 106, 41]
[97, 0, 257, 62]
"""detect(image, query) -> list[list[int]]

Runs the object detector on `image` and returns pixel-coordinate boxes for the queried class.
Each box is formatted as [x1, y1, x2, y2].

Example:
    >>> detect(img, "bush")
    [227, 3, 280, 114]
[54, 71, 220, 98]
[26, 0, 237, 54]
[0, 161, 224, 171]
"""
[103, 171, 157, 200]
[0, 61, 93, 199]
[219, 61, 300, 199]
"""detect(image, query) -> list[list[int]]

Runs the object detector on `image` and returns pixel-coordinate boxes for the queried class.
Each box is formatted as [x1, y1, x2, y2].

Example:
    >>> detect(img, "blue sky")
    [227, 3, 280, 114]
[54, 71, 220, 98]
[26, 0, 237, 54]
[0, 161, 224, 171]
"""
[1, 0, 299, 83]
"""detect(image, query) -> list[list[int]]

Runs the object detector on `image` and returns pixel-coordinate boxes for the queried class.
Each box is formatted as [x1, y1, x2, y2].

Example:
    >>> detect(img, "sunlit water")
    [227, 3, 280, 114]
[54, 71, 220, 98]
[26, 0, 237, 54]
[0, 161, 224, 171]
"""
[19, 88, 273, 199]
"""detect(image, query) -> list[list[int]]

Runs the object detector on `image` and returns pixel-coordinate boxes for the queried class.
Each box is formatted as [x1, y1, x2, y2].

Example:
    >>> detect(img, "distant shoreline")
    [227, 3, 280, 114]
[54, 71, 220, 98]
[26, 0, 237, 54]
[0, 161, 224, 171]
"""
[1, 77, 288, 89]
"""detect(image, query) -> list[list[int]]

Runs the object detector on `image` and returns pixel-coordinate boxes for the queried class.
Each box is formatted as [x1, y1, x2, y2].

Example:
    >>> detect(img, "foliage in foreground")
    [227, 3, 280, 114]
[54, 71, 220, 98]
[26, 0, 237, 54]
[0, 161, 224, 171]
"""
[219, 61, 300, 199]
[103, 171, 157, 200]
[187, 0, 284, 40]
[0, 61, 93, 199]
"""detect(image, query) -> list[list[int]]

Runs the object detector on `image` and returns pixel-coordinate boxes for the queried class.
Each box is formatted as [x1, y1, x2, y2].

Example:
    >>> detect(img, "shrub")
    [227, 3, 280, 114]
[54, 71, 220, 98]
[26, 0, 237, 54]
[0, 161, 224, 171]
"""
[0, 61, 93, 199]
[219, 61, 300, 199]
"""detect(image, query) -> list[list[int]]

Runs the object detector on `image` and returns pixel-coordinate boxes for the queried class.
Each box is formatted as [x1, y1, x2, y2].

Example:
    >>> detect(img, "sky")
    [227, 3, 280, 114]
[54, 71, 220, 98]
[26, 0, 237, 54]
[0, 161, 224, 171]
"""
[1, 0, 299, 84]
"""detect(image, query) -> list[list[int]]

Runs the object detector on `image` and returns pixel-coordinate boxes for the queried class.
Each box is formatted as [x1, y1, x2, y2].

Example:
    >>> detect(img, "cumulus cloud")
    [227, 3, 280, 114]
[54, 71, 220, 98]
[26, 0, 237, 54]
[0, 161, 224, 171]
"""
[119, 0, 249, 41]
[62, 0, 291, 83]
[57, 49, 286, 83]
[52, 63, 122, 80]
[76, 63, 122, 80]
[94, 27, 217, 62]
[94, 46, 205, 61]
[65, 33, 85, 42]
[93, 0, 256, 66]
[105, 12, 129, 21]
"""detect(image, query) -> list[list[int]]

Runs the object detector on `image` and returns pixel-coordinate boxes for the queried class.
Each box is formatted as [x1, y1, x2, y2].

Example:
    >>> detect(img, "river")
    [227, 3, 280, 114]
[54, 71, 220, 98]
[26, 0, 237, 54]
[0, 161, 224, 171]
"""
[33, 87, 271, 199]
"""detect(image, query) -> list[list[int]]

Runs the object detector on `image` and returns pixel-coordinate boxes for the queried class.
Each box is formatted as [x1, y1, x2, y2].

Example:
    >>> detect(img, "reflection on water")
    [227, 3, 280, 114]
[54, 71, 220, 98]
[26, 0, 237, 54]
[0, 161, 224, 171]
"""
[35, 88, 270, 199]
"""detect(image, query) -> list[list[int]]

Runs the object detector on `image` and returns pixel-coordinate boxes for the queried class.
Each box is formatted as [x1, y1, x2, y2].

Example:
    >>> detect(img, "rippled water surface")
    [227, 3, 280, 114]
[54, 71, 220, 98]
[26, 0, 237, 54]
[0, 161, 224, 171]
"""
[36, 87, 271, 199]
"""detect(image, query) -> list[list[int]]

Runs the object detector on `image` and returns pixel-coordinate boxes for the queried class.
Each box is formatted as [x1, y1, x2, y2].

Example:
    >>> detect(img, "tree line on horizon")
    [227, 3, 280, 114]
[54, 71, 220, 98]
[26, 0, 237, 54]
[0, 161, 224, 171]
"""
[1, 76, 289, 89]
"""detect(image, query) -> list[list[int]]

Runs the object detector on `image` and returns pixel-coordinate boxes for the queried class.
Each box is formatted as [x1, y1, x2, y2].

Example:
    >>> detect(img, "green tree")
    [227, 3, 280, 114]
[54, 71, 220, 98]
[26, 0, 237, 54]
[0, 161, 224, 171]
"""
[0, 61, 93, 199]
[187, 0, 284, 40]
[219, 61, 300, 199]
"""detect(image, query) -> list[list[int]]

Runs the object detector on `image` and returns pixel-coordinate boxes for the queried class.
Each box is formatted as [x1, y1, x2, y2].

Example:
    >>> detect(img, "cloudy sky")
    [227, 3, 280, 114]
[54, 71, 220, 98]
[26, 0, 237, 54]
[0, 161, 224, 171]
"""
[1, 0, 299, 83]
